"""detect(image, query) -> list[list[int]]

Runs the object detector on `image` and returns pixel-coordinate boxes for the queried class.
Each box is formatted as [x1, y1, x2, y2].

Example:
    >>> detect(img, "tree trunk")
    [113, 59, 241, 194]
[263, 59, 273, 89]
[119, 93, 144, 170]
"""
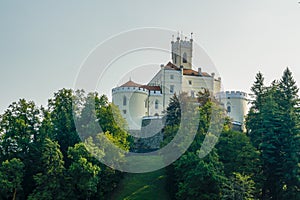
[12, 188, 16, 200]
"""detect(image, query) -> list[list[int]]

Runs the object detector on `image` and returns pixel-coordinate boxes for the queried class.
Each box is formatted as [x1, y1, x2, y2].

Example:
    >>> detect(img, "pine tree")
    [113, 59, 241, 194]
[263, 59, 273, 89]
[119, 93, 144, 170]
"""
[246, 72, 266, 149]
[277, 68, 300, 199]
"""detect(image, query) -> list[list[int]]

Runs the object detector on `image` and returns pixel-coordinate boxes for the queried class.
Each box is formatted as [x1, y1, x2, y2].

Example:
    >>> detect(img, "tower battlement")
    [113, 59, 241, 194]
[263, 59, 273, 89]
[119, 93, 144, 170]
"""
[217, 91, 248, 99]
[171, 33, 193, 69]
[112, 87, 148, 95]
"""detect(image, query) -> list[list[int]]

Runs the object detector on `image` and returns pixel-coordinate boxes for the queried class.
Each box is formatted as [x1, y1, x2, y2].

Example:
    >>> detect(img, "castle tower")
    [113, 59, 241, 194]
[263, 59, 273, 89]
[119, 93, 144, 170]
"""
[112, 80, 148, 131]
[171, 33, 193, 69]
[216, 91, 248, 131]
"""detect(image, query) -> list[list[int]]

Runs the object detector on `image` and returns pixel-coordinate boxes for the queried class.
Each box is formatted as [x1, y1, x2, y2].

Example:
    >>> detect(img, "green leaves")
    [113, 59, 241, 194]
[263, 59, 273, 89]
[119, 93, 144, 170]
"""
[0, 158, 24, 200]
[246, 68, 300, 199]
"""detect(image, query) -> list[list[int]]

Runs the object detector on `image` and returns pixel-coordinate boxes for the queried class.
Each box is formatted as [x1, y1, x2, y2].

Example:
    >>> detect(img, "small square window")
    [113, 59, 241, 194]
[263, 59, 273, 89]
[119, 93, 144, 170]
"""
[188, 80, 192, 85]
[123, 110, 127, 114]
[170, 75, 174, 79]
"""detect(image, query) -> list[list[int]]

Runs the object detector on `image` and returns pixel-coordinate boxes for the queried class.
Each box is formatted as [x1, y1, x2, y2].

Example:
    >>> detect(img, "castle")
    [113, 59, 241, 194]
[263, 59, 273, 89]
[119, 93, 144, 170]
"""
[112, 34, 248, 133]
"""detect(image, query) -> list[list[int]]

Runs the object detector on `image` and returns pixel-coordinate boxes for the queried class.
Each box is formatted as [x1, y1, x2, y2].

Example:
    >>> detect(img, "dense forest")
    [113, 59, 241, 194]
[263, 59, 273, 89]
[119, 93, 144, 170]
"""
[0, 68, 299, 200]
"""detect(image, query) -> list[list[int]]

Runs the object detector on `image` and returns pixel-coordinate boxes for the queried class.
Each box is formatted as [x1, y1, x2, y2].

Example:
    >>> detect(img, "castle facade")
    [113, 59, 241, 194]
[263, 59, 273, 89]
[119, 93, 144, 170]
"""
[112, 34, 248, 131]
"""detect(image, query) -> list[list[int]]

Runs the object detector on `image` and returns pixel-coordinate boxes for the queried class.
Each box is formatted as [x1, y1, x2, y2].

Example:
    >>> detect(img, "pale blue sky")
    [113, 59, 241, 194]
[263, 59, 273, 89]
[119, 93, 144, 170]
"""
[1, 0, 300, 113]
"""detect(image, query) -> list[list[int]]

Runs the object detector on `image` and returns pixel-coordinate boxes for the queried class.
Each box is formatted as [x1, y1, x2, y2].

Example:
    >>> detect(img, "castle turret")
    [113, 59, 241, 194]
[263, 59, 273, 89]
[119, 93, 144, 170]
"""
[171, 33, 193, 69]
[216, 91, 248, 131]
[112, 80, 148, 130]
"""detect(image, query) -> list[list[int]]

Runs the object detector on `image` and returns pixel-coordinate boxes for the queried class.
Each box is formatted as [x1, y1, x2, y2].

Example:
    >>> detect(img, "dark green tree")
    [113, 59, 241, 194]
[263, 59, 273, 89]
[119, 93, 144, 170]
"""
[0, 158, 25, 200]
[174, 150, 226, 200]
[28, 138, 66, 200]
[277, 68, 300, 199]
[216, 130, 260, 178]
[67, 143, 101, 200]
[48, 89, 80, 161]
[222, 172, 255, 200]
[246, 69, 300, 199]
[246, 72, 266, 149]
[0, 99, 42, 198]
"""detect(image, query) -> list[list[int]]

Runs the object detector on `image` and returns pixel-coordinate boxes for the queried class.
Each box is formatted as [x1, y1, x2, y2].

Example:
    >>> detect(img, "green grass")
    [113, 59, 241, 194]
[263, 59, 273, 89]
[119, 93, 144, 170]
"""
[110, 168, 171, 200]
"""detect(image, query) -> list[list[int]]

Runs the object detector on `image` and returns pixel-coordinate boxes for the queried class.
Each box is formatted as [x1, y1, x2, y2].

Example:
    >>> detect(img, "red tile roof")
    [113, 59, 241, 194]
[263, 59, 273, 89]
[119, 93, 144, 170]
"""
[120, 80, 161, 91]
[141, 85, 161, 91]
[183, 69, 211, 77]
[164, 62, 180, 70]
[163, 62, 211, 77]
[120, 80, 142, 87]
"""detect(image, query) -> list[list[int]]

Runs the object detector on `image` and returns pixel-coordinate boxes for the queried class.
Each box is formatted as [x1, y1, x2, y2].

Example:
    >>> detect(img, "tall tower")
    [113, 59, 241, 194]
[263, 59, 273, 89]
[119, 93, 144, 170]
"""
[171, 33, 193, 69]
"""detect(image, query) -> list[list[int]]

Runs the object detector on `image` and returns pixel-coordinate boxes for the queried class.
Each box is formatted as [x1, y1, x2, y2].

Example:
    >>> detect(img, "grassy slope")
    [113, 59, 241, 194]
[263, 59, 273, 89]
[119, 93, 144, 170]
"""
[110, 168, 171, 200]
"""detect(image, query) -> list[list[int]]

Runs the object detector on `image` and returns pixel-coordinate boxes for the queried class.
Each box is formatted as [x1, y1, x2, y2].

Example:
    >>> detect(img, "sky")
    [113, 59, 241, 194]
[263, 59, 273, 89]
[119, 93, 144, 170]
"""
[1, 0, 300, 113]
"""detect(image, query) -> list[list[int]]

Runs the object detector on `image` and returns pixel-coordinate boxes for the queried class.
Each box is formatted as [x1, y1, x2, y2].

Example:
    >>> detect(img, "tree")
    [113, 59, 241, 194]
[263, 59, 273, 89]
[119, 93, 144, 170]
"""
[246, 72, 266, 149]
[67, 143, 101, 200]
[28, 138, 66, 200]
[163, 91, 227, 200]
[48, 89, 80, 162]
[0, 99, 41, 161]
[222, 172, 255, 200]
[0, 158, 25, 200]
[216, 130, 260, 181]
[277, 68, 300, 199]
[246, 69, 300, 199]
[0, 99, 42, 198]
[174, 150, 226, 200]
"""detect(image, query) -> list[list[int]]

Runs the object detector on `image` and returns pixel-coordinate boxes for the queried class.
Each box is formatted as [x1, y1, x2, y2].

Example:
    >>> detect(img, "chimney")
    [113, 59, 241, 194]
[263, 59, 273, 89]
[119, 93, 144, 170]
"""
[211, 73, 215, 78]
[198, 68, 202, 75]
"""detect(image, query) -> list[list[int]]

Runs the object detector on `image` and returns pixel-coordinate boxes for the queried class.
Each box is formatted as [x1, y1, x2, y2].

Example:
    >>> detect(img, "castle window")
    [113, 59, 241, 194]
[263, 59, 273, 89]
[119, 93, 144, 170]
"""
[123, 96, 127, 106]
[227, 106, 231, 113]
[170, 75, 174, 79]
[170, 85, 174, 93]
[145, 100, 147, 108]
[188, 80, 192, 85]
[155, 100, 159, 109]
[123, 110, 127, 114]
[183, 52, 187, 63]
[226, 102, 231, 113]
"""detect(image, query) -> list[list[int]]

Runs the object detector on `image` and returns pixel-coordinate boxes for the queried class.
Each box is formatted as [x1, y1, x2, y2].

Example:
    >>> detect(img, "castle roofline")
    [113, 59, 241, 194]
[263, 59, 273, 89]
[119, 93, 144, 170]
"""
[120, 80, 142, 87]
[164, 61, 180, 70]
[118, 80, 161, 91]
[141, 85, 161, 91]
[183, 69, 211, 77]
[163, 62, 213, 77]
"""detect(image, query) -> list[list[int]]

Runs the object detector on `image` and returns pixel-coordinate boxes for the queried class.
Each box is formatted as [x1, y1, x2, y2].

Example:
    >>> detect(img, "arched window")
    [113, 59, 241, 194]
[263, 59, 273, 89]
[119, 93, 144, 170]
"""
[155, 100, 159, 109]
[226, 102, 231, 113]
[182, 52, 187, 63]
[227, 106, 231, 113]
[123, 96, 127, 106]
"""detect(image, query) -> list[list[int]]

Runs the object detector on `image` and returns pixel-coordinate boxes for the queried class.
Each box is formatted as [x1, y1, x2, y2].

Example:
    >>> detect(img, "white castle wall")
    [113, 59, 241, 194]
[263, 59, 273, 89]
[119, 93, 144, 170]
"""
[112, 87, 148, 130]
[182, 75, 221, 97]
[148, 68, 182, 110]
[216, 91, 248, 128]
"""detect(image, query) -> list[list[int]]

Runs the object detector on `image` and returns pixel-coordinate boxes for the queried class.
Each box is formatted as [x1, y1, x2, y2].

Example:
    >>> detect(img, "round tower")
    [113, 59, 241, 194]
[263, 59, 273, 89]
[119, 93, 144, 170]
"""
[112, 80, 148, 130]
[216, 91, 248, 130]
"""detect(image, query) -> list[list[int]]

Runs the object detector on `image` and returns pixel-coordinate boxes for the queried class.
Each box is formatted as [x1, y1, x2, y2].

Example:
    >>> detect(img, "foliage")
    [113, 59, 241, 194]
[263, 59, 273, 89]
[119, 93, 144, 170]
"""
[67, 143, 101, 199]
[246, 68, 300, 199]
[28, 138, 66, 200]
[222, 172, 255, 200]
[0, 158, 25, 200]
